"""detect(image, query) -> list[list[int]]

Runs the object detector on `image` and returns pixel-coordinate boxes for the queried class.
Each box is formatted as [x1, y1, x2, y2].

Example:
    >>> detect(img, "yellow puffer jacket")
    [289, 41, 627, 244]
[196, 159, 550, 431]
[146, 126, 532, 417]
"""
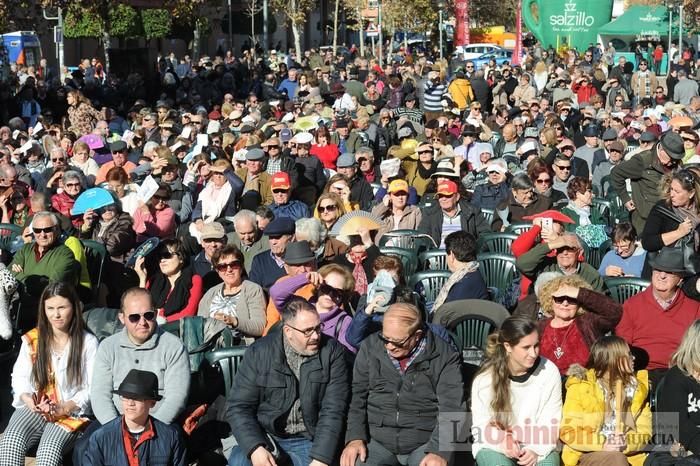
[560, 365, 652, 466]
[448, 78, 474, 111]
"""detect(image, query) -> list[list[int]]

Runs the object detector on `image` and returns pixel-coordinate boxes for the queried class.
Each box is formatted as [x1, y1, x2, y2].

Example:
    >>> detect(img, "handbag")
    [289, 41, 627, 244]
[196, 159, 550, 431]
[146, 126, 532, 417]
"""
[652, 205, 700, 275]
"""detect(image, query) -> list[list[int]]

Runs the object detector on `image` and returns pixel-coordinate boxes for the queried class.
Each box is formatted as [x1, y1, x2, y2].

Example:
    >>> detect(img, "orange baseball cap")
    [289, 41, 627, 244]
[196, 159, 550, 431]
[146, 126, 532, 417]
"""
[388, 179, 409, 193]
[436, 180, 458, 196]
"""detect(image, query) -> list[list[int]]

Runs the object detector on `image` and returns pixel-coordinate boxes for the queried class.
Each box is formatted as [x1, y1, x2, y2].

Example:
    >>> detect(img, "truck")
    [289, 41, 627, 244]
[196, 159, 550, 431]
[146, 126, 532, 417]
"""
[1, 31, 42, 67]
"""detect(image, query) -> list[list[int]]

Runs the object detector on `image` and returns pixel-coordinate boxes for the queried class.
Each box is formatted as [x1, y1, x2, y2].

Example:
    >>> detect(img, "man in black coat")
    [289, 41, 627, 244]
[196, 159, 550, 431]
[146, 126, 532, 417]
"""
[470, 69, 492, 113]
[336, 153, 375, 210]
[226, 299, 350, 466]
[340, 303, 466, 466]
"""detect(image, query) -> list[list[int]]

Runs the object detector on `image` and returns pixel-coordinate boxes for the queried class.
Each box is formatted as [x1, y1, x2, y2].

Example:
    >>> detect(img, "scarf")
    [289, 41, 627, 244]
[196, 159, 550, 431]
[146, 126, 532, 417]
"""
[149, 267, 194, 317]
[24, 328, 90, 432]
[417, 161, 437, 180]
[199, 181, 232, 223]
[348, 250, 369, 294]
[567, 201, 592, 226]
[432, 261, 480, 312]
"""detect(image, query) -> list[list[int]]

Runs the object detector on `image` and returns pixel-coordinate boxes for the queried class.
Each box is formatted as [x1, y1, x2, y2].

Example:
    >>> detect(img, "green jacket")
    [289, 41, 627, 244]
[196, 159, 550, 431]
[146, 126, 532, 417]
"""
[11, 243, 78, 285]
[515, 243, 605, 292]
[609, 146, 665, 222]
[559, 204, 605, 232]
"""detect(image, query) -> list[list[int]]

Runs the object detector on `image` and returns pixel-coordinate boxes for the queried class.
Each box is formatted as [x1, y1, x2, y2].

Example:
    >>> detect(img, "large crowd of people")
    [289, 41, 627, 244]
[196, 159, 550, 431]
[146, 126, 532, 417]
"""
[1, 38, 700, 466]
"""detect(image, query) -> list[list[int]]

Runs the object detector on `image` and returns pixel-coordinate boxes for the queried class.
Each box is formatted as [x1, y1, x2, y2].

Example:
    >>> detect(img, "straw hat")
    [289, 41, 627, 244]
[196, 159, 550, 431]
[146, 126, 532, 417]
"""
[293, 115, 320, 132]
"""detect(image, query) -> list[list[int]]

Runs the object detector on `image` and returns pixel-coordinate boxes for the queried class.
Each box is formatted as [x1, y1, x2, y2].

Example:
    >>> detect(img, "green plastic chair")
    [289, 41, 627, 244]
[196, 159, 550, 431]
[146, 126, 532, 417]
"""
[378, 229, 436, 251]
[0, 223, 22, 252]
[581, 240, 611, 271]
[592, 198, 612, 224]
[419, 249, 448, 271]
[476, 232, 518, 254]
[408, 271, 452, 306]
[604, 277, 650, 304]
[449, 314, 498, 365]
[481, 209, 495, 225]
[505, 222, 533, 235]
[380, 246, 419, 276]
[205, 346, 247, 399]
[82, 239, 107, 290]
[477, 253, 518, 299]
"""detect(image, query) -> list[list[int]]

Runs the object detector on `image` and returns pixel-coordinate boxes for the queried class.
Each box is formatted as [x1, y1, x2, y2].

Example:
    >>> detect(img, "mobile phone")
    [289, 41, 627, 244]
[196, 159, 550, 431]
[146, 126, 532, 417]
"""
[541, 217, 553, 232]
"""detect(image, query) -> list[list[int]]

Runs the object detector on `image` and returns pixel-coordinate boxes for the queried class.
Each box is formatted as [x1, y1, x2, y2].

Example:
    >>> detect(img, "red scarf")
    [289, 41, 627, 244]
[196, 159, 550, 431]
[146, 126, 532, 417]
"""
[348, 250, 368, 294]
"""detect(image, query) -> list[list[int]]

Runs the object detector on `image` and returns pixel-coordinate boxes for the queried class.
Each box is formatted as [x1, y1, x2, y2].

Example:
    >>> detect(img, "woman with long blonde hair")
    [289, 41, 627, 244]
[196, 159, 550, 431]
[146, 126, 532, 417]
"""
[471, 316, 562, 466]
[560, 335, 651, 466]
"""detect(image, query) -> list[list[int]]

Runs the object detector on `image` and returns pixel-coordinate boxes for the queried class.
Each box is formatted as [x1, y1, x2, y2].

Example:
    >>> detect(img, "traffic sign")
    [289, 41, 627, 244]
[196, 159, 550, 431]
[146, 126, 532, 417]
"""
[366, 23, 379, 38]
[54, 26, 63, 44]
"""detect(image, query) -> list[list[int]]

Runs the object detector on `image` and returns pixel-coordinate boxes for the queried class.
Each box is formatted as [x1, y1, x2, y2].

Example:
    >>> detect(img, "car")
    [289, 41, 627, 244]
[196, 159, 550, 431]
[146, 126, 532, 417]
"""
[452, 43, 502, 60]
[470, 49, 513, 70]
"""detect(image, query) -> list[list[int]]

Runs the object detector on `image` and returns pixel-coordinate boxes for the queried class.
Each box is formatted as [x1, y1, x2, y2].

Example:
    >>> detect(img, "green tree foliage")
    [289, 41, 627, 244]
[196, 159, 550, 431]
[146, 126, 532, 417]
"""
[109, 3, 141, 38]
[141, 8, 172, 39]
[64, 2, 103, 38]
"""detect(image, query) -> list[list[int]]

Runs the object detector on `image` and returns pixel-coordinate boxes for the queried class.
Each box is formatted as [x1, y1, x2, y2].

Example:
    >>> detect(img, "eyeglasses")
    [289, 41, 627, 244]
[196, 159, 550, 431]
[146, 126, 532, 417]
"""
[51, 157, 66, 163]
[318, 282, 344, 301]
[159, 251, 179, 260]
[614, 241, 633, 251]
[655, 90, 664, 94]
[33, 226, 55, 234]
[317, 204, 337, 213]
[536, 178, 552, 184]
[272, 189, 288, 194]
[216, 261, 242, 271]
[65, 182, 81, 188]
[286, 322, 324, 338]
[127, 311, 156, 323]
[391, 191, 408, 197]
[552, 295, 579, 306]
[554, 165, 571, 171]
[615, 99, 623, 102]
[640, 63, 648, 67]
[378, 330, 417, 349]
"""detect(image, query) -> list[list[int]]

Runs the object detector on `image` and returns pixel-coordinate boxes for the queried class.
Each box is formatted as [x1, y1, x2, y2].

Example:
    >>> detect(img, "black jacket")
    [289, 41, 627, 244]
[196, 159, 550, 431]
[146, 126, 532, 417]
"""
[418, 199, 490, 246]
[350, 174, 375, 211]
[345, 330, 466, 458]
[491, 192, 553, 232]
[226, 331, 350, 465]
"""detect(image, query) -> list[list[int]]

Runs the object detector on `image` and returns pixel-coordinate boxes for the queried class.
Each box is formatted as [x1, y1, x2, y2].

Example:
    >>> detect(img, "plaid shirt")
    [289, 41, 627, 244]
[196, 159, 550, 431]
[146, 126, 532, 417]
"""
[266, 157, 283, 175]
[388, 334, 427, 374]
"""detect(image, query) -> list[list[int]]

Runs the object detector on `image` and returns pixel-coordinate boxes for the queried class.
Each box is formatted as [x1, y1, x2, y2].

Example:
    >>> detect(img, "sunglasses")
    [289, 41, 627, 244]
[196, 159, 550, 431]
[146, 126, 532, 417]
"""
[437, 193, 455, 199]
[556, 246, 577, 254]
[536, 178, 551, 184]
[487, 171, 501, 175]
[317, 204, 337, 213]
[554, 165, 571, 171]
[33, 226, 55, 234]
[272, 189, 288, 194]
[153, 195, 169, 202]
[159, 251, 179, 260]
[391, 191, 408, 196]
[127, 311, 156, 323]
[418, 150, 433, 155]
[216, 261, 242, 272]
[357, 157, 368, 163]
[318, 282, 344, 301]
[552, 295, 579, 306]
[51, 157, 66, 163]
[378, 330, 417, 349]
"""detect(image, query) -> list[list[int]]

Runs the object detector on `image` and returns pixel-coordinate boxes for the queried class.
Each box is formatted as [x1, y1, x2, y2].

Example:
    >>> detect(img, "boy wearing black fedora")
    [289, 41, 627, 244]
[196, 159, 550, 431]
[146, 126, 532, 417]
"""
[83, 369, 186, 466]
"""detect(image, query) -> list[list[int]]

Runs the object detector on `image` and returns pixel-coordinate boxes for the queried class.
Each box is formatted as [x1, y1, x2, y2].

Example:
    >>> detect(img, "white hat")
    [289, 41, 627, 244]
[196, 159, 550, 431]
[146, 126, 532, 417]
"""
[233, 149, 248, 161]
[291, 132, 314, 144]
[485, 159, 508, 174]
[520, 140, 538, 154]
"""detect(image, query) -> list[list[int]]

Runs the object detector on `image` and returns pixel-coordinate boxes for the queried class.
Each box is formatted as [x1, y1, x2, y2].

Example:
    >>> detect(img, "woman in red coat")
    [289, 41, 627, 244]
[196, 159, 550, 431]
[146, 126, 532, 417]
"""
[571, 76, 598, 105]
[310, 126, 340, 169]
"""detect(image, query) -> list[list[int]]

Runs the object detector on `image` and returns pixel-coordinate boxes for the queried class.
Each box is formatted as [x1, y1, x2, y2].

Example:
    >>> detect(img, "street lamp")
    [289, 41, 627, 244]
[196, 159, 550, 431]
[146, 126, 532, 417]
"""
[433, 0, 447, 59]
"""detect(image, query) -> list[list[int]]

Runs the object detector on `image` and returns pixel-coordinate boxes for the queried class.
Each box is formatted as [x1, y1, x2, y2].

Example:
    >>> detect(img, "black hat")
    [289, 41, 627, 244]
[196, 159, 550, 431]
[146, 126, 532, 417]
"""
[264, 217, 295, 236]
[404, 93, 417, 102]
[112, 369, 162, 401]
[109, 140, 127, 153]
[283, 240, 316, 265]
[582, 125, 599, 138]
[649, 247, 690, 276]
[240, 125, 255, 134]
[425, 119, 440, 129]
[335, 119, 348, 129]
[659, 131, 685, 160]
[461, 124, 480, 137]
[640, 131, 657, 143]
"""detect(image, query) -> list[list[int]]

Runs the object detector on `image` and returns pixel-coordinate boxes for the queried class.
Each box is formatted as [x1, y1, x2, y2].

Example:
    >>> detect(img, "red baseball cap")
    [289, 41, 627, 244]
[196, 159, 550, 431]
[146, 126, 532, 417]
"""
[271, 172, 291, 190]
[436, 180, 458, 196]
[523, 210, 574, 224]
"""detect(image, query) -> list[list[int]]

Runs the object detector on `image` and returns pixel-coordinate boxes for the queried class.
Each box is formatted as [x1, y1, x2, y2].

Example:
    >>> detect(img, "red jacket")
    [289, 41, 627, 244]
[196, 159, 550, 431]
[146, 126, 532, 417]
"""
[616, 288, 700, 370]
[51, 191, 83, 228]
[511, 224, 556, 300]
[571, 82, 598, 104]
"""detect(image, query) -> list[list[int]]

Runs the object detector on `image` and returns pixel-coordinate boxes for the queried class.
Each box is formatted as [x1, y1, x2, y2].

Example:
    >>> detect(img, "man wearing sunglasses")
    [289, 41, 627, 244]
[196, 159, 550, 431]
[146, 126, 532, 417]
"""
[73, 287, 190, 463]
[341, 303, 465, 466]
[227, 298, 349, 466]
[516, 232, 605, 293]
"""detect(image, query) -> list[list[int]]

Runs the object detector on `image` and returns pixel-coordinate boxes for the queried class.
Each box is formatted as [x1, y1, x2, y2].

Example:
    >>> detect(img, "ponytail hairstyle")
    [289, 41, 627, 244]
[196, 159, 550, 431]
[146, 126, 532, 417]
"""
[477, 316, 539, 428]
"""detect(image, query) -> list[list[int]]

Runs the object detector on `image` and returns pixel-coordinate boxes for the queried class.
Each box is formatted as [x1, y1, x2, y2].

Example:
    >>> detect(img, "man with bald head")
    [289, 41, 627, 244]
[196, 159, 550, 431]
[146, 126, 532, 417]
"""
[341, 303, 465, 466]
[493, 123, 519, 161]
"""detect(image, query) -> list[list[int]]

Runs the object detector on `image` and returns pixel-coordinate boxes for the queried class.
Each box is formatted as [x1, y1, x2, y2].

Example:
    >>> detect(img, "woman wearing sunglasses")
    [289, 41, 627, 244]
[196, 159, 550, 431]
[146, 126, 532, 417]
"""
[197, 245, 266, 344]
[134, 239, 203, 323]
[51, 170, 86, 229]
[314, 192, 347, 232]
[371, 179, 422, 245]
[528, 274, 622, 375]
[270, 263, 356, 353]
[1, 282, 98, 466]
[80, 201, 135, 261]
[560, 336, 651, 466]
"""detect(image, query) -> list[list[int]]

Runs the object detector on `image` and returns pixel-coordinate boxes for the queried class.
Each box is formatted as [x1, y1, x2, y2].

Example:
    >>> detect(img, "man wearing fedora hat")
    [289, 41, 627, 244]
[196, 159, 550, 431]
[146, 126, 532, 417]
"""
[83, 369, 186, 466]
[617, 247, 700, 385]
[611, 130, 685, 233]
[249, 217, 297, 291]
[227, 298, 349, 466]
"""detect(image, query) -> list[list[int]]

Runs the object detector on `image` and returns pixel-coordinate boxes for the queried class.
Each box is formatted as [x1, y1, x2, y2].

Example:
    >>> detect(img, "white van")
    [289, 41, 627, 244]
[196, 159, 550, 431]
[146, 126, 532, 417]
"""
[452, 43, 501, 61]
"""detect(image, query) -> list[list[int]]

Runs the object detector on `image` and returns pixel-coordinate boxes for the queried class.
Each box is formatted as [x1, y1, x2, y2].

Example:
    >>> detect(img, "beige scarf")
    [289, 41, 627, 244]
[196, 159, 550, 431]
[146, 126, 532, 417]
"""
[432, 261, 480, 312]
